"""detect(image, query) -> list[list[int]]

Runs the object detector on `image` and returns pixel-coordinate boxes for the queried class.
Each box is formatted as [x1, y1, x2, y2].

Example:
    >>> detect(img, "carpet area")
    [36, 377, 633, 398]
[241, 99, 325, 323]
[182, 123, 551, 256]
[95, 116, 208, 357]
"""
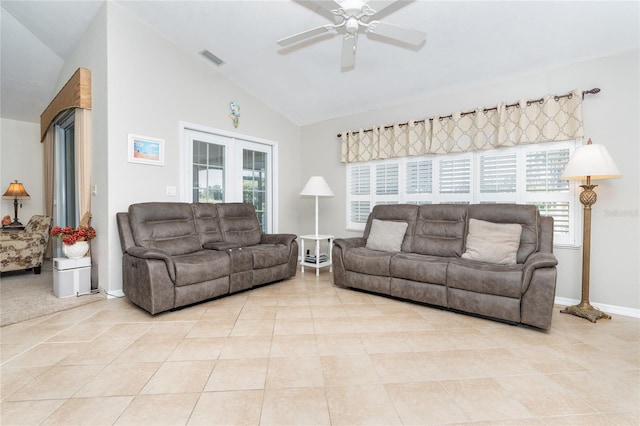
[0, 260, 106, 327]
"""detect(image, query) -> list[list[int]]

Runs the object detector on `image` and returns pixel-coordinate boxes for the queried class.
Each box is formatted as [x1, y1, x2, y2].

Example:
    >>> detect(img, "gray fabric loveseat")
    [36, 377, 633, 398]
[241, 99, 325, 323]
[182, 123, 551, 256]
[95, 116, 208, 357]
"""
[333, 204, 558, 329]
[117, 202, 298, 314]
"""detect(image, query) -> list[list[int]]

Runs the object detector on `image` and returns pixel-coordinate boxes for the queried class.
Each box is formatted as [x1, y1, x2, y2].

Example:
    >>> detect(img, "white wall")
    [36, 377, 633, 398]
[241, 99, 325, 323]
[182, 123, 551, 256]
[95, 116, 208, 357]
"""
[300, 49, 640, 312]
[53, 3, 108, 290]
[0, 118, 43, 223]
[9, 2, 301, 295]
[100, 3, 300, 293]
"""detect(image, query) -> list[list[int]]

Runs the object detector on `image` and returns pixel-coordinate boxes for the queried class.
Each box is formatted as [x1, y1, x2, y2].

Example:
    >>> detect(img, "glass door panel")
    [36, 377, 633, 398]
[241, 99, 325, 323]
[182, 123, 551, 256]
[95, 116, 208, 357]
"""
[183, 127, 275, 232]
[189, 135, 228, 203]
[242, 149, 268, 230]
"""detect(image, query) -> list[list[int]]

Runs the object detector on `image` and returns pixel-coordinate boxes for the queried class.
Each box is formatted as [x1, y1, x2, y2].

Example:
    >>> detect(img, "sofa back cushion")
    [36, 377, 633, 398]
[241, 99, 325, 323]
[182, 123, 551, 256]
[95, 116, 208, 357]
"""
[461, 219, 522, 264]
[192, 203, 224, 245]
[128, 202, 201, 256]
[467, 204, 539, 263]
[413, 205, 468, 257]
[363, 204, 418, 252]
[26, 215, 52, 235]
[217, 203, 262, 246]
[366, 219, 409, 252]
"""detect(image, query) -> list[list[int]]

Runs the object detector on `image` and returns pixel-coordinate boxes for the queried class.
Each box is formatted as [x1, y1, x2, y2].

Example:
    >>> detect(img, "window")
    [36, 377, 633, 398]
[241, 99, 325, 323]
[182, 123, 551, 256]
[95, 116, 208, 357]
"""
[192, 140, 225, 203]
[346, 140, 580, 246]
[53, 111, 78, 258]
[182, 126, 277, 233]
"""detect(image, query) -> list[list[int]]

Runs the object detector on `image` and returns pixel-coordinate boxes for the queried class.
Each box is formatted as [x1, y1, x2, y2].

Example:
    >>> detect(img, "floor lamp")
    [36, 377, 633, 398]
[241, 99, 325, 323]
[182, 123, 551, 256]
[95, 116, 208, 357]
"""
[560, 139, 621, 322]
[300, 176, 334, 236]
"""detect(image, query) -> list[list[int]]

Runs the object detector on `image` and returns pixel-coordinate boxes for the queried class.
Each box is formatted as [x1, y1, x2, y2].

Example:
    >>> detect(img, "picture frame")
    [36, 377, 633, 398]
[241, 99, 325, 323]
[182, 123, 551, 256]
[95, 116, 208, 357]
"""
[127, 134, 165, 166]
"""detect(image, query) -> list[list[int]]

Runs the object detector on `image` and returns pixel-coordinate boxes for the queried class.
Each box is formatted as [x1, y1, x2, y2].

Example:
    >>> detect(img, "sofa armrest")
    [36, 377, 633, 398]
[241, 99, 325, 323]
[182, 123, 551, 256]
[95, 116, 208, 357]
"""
[126, 246, 176, 282]
[523, 251, 558, 270]
[260, 233, 297, 246]
[0, 231, 47, 241]
[332, 237, 366, 287]
[334, 237, 366, 251]
[521, 252, 558, 293]
[521, 252, 558, 329]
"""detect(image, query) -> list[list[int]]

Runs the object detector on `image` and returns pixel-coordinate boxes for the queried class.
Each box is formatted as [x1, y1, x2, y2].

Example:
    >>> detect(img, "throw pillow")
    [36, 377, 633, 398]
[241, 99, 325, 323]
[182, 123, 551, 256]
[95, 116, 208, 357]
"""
[366, 219, 408, 252]
[461, 218, 522, 265]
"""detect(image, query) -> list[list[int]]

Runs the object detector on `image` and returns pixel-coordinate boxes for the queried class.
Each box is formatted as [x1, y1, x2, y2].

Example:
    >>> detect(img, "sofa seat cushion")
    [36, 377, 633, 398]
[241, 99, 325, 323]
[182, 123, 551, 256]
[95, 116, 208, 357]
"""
[246, 244, 290, 269]
[447, 258, 523, 299]
[173, 250, 230, 287]
[389, 253, 448, 285]
[344, 247, 394, 276]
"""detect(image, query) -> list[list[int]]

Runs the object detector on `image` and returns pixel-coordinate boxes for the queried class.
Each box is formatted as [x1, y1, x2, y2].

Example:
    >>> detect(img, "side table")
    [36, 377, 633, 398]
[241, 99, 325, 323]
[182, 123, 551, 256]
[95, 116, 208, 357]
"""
[299, 234, 334, 277]
[53, 257, 92, 298]
[2, 225, 25, 232]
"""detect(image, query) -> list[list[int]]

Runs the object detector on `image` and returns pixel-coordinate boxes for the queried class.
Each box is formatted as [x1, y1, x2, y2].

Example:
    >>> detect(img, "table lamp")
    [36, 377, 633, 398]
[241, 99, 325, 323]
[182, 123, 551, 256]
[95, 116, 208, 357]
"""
[2, 180, 30, 227]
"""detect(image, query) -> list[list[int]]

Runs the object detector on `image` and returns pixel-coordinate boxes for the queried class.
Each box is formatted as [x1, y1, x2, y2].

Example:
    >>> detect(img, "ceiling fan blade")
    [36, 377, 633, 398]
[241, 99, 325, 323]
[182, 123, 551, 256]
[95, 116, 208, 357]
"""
[310, 0, 342, 13]
[341, 34, 357, 68]
[365, 0, 397, 15]
[367, 20, 426, 45]
[277, 25, 334, 47]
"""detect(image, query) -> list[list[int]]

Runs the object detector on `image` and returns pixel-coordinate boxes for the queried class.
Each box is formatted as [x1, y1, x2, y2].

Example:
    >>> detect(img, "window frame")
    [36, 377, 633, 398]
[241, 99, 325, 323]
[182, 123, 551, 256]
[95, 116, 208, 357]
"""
[346, 140, 581, 247]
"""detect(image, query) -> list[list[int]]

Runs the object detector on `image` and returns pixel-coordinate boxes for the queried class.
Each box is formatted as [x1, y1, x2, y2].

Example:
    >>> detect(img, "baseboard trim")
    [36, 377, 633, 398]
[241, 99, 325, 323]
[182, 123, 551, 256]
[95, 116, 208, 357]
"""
[555, 297, 640, 318]
[101, 288, 125, 299]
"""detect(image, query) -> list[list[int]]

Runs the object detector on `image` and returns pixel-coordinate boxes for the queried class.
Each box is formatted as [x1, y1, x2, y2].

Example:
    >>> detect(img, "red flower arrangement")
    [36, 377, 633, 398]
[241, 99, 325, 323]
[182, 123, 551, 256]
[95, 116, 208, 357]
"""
[50, 226, 97, 245]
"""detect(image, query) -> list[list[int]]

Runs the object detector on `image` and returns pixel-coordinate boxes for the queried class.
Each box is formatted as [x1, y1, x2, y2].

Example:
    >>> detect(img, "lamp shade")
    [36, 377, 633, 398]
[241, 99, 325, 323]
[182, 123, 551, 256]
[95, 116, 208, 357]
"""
[300, 176, 334, 197]
[561, 140, 621, 181]
[2, 180, 30, 199]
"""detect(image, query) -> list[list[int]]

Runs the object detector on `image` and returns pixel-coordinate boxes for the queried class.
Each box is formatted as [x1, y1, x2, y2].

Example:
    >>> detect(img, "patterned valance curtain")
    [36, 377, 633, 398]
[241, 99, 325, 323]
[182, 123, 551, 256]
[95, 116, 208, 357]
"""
[341, 88, 584, 163]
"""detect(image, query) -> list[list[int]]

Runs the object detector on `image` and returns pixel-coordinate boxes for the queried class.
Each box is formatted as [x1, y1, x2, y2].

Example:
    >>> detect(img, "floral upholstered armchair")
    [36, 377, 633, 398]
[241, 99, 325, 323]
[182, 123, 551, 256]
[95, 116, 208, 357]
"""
[0, 215, 52, 274]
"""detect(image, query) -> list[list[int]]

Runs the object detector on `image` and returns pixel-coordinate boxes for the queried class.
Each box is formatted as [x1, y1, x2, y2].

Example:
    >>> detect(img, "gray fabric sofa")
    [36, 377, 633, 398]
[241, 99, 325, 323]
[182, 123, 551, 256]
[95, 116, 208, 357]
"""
[117, 202, 298, 314]
[333, 204, 558, 329]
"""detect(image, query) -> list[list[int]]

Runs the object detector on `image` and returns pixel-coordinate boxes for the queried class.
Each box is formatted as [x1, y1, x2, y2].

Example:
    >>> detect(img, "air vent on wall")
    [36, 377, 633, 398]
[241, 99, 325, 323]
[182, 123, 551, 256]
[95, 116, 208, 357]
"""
[200, 49, 224, 66]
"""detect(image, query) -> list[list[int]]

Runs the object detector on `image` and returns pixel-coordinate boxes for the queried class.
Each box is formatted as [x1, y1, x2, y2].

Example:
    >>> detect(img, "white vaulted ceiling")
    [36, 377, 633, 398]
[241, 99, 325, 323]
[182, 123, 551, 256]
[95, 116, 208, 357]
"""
[1, 0, 638, 125]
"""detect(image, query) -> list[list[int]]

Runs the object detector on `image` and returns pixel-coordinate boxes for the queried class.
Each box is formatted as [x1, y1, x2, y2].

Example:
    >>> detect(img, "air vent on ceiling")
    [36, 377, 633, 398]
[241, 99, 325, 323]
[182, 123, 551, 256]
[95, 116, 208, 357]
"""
[200, 49, 224, 66]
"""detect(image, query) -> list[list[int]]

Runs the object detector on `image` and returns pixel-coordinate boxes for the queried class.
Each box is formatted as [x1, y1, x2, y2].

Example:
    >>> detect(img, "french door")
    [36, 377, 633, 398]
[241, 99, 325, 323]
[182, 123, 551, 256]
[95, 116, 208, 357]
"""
[182, 126, 276, 232]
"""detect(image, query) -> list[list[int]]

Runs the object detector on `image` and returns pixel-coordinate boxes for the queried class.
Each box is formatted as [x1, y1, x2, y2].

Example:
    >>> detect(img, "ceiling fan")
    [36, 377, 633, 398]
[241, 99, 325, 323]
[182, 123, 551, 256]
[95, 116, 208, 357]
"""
[277, 0, 426, 69]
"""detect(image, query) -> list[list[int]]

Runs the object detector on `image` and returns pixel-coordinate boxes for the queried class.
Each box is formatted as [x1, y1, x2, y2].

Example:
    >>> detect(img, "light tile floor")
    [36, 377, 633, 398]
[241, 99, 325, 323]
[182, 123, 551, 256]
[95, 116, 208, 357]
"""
[1, 269, 638, 425]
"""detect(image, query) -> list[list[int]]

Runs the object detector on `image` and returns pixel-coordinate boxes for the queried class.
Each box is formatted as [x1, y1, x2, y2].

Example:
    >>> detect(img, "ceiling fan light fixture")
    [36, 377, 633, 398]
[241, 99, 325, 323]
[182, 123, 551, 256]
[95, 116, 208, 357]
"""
[345, 17, 360, 34]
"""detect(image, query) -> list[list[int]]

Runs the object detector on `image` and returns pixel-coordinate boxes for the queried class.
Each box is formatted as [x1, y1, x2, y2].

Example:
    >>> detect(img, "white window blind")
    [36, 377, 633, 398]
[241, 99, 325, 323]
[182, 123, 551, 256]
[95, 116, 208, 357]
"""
[375, 163, 399, 195]
[480, 153, 517, 193]
[526, 149, 570, 192]
[350, 164, 370, 195]
[439, 158, 471, 194]
[346, 140, 580, 246]
[350, 201, 371, 223]
[406, 160, 432, 194]
[529, 201, 571, 235]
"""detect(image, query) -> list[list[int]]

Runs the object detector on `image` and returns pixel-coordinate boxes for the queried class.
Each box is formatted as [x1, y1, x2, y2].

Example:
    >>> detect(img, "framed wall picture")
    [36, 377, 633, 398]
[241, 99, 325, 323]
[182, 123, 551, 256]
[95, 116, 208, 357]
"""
[127, 134, 165, 166]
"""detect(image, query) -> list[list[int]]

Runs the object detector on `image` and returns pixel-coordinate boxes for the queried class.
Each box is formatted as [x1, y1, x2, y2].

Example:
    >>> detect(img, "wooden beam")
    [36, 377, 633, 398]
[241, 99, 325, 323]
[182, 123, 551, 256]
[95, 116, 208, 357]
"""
[40, 67, 92, 141]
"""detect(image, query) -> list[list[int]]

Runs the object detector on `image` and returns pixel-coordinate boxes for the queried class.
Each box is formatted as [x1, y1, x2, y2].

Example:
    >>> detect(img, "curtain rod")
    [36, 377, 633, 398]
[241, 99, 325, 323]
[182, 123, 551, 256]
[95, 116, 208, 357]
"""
[336, 88, 600, 138]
